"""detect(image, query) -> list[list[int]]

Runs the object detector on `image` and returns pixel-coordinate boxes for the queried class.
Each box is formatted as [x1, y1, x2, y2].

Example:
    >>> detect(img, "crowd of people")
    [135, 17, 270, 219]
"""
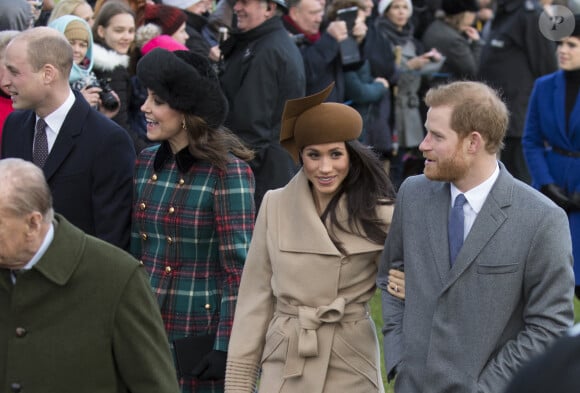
[0, 0, 580, 392]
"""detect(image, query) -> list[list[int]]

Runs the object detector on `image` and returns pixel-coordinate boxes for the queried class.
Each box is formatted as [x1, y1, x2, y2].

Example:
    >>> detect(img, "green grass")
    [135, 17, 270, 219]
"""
[369, 291, 580, 393]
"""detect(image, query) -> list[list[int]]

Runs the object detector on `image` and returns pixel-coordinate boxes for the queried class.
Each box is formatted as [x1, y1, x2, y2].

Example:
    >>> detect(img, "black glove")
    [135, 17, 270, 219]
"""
[569, 192, 580, 212]
[540, 184, 571, 211]
[190, 350, 227, 380]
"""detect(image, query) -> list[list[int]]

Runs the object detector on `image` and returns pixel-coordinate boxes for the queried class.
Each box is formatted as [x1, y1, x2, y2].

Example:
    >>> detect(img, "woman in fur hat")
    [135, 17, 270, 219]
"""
[522, 14, 580, 301]
[225, 84, 402, 393]
[131, 48, 256, 393]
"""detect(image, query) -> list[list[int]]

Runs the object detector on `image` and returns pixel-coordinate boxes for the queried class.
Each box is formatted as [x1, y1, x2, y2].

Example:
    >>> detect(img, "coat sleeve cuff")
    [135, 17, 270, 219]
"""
[225, 358, 260, 393]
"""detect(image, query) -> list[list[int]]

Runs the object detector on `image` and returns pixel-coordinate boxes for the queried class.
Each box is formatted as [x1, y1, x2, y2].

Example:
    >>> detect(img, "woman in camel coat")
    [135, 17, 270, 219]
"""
[225, 84, 401, 393]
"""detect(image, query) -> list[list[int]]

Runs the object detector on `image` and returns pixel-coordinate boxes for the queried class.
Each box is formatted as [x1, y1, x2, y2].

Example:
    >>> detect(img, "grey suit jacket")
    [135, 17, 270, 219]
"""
[378, 163, 575, 393]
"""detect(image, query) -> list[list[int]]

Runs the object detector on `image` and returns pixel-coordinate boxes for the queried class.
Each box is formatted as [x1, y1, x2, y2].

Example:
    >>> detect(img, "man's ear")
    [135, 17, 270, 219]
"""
[41, 64, 58, 84]
[26, 211, 44, 236]
[466, 131, 483, 153]
[267, 1, 276, 13]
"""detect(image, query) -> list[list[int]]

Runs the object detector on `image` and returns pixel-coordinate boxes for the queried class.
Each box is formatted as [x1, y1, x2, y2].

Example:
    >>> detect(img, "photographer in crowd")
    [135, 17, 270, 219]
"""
[283, 0, 350, 102]
[49, 15, 120, 119]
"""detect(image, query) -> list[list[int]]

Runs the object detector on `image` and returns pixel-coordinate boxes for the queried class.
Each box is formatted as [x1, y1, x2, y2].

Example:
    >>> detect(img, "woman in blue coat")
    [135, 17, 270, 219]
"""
[522, 17, 580, 298]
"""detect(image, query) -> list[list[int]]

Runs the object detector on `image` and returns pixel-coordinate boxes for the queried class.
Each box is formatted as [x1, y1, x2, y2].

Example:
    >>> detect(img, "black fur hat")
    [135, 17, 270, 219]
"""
[441, 0, 479, 15]
[573, 14, 580, 37]
[136, 48, 228, 128]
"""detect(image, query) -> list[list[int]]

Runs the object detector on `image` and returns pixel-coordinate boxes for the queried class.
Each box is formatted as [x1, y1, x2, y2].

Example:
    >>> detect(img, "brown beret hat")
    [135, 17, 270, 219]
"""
[280, 83, 362, 163]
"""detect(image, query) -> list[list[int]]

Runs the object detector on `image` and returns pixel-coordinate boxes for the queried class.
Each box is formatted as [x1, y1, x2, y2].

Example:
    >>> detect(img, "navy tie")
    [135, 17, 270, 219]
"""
[33, 118, 49, 167]
[449, 194, 467, 266]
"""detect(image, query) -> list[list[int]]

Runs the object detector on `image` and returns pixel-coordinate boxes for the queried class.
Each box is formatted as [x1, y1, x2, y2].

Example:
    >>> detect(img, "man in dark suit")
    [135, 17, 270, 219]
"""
[0, 158, 180, 393]
[1, 27, 135, 250]
[378, 81, 575, 393]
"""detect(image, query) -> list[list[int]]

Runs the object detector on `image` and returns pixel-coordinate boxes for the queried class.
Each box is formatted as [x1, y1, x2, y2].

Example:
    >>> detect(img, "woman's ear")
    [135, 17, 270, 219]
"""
[97, 25, 105, 39]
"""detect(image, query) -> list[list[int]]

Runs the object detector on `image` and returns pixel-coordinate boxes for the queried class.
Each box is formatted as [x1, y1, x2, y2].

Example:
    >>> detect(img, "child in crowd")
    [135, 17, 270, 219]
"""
[49, 15, 119, 117]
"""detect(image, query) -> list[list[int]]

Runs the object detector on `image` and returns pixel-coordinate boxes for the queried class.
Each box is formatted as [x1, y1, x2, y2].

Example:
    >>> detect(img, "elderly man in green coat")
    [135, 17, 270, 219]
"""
[0, 158, 180, 393]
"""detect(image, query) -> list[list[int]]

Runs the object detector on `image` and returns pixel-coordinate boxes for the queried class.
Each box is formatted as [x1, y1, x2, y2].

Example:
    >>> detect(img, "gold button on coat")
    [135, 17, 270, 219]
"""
[168, 207, 175, 214]
[178, 178, 185, 185]
[141, 233, 148, 240]
[151, 174, 158, 181]
[139, 202, 146, 210]
[165, 266, 172, 274]
[204, 304, 211, 310]
[167, 236, 173, 244]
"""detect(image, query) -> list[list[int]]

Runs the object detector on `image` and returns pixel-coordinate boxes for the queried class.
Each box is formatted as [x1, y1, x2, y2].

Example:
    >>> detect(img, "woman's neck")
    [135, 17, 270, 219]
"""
[311, 188, 333, 216]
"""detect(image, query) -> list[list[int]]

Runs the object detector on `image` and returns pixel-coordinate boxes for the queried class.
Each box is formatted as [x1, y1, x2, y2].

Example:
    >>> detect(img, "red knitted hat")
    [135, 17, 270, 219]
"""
[143, 3, 187, 36]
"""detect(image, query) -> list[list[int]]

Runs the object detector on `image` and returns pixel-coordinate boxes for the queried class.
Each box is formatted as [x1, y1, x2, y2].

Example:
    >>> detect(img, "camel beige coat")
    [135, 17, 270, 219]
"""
[225, 170, 393, 393]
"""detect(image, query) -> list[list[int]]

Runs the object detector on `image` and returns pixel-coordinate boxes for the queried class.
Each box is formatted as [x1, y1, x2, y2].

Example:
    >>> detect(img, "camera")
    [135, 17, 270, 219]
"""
[90, 78, 119, 111]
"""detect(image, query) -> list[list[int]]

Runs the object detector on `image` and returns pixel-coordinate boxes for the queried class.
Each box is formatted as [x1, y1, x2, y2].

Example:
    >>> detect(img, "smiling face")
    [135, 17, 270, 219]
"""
[1, 39, 47, 111]
[420, 105, 470, 184]
[141, 89, 188, 153]
[69, 39, 88, 65]
[97, 12, 135, 55]
[301, 142, 350, 210]
[558, 36, 580, 71]
[233, 0, 271, 32]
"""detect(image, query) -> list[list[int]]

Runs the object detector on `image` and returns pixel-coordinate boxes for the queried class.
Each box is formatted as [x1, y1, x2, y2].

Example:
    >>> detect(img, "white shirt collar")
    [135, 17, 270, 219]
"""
[37, 89, 76, 151]
[23, 223, 55, 271]
[450, 162, 500, 212]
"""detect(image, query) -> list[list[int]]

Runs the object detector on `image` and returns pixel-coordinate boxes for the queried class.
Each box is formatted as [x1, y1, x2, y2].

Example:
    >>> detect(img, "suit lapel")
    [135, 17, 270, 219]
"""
[425, 181, 453, 284]
[14, 112, 36, 161]
[43, 94, 86, 181]
[443, 165, 511, 291]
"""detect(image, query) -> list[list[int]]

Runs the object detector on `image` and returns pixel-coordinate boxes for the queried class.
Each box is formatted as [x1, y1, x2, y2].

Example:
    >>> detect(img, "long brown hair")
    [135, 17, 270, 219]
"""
[318, 140, 396, 253]
[183, 114, 255, 171]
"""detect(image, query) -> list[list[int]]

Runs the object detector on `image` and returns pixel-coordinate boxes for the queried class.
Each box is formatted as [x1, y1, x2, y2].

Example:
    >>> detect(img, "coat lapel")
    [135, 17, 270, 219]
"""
[43, 93, 87, 181]
[278, 171, 340, 256]
[277, 171, 384, 256]
[33, 215, 85, 286]
[443, 164, 511, 291]
[425, 181, 453, 284]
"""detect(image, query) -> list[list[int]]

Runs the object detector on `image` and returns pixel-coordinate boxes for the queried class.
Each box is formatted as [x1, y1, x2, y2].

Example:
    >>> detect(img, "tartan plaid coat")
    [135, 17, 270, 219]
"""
[130, 142, 255, 393]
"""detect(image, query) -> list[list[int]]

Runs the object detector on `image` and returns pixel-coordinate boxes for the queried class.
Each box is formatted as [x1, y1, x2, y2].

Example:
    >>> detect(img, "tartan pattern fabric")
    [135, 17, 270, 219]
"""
[130, 146, 255, 393]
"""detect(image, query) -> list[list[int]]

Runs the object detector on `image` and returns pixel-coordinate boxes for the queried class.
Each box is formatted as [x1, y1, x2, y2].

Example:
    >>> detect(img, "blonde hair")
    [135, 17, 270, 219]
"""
[48, 0, 91, 24]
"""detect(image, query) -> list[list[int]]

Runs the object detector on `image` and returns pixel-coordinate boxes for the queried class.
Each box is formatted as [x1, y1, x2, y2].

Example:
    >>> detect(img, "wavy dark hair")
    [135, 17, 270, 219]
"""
[310, 140, 396, 253]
